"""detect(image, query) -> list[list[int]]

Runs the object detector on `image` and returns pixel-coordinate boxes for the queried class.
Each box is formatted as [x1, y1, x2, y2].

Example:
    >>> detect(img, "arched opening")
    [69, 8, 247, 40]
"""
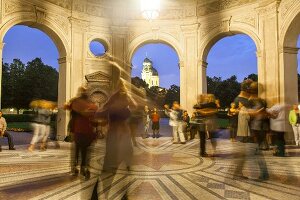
[89, 39, 107, 57]
[2, 25, 59, 112]
[281, 13, 300, 105]
[1, 21, 69, 140]
[130, 42, 180, 137]
[204, 34, 258, 108]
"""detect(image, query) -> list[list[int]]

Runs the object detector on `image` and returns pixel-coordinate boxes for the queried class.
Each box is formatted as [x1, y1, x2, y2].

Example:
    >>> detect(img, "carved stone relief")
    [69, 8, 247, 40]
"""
[45, 0, 72, 10]
[4, 0, 34, 16]
[197, 0, 257, 16]
[280, 0, 297, 18]
[47, 14, 70, 37]
[233, 15, 256, 28]
[199, 18, 234, 38]
[85, 71, 112, 107]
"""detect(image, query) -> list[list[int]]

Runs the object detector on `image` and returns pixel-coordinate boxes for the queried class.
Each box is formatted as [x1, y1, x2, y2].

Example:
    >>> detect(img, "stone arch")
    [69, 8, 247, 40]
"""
[127, 32, 183, 64]
[0, 14, 69, 57]
[199, 27, 261, 63]
[279, 10, 300, 105]
[0, 13, 71, 140]
[279, 2, 300, 48]
[197, 26, 261, 95]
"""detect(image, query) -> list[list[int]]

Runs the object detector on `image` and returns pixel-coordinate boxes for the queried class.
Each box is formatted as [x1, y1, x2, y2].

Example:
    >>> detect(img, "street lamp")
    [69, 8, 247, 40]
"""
[141, 0, 160, 21]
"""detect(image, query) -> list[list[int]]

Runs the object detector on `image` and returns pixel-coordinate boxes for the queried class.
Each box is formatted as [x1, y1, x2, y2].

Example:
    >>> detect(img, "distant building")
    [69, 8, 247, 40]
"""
[141, 58, 160, 88]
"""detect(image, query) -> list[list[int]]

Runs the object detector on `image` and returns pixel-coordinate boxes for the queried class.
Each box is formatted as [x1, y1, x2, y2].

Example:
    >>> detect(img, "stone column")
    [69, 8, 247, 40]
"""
[279, 46, 299, 144]
[0, 42, 4, 109]
[279, 47, 299, 105]
[111, 26, 129, 86]
[56, 56, 71, 141]
[258, 1, 295, 143]
[69, 17, 89, 98]
[180, 24, 199, 113]
[198, 60, 207, 95]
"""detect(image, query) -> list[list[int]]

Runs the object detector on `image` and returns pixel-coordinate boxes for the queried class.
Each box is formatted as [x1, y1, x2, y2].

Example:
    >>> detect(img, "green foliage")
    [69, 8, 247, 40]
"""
[207, 75, 240, 107]
[1, 58, 58, 110]
[131, 76, 148, 88]
[3, 114, 34, 122]
[7, 122, 33, 132]
[245, 73, 258, 81]
[164, 85, 180, 106]
[131, 77, 179, 108]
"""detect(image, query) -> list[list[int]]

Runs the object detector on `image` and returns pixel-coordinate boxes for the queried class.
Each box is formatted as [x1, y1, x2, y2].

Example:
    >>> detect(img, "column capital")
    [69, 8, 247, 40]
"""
[110, 26, 129, 35]
[178, 61, 184, 68]
[68, 17, 90, 30]
[198, 60, 208, 68]
[58, 56, 72, 64]
[180, 23, 200, 33]
[279, 46, 299, 54]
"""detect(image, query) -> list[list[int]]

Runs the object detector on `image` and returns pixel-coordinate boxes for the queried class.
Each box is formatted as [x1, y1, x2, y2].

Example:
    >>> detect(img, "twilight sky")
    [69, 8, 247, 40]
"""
[3, 25, 300, 89]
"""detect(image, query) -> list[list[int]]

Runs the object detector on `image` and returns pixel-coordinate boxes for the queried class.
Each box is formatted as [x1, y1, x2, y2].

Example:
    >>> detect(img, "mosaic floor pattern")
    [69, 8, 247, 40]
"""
[0, 137, 300, 200]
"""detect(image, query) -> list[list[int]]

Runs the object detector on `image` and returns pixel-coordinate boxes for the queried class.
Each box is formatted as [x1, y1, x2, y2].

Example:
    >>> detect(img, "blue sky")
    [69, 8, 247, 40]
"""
[3, 25, 300, 89]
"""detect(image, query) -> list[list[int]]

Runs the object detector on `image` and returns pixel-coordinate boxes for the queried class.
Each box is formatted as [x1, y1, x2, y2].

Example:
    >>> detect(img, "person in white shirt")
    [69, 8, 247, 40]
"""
[164, 102, 186, 144]
[266, 103, 288, 157]
[0, 111, 16, 151]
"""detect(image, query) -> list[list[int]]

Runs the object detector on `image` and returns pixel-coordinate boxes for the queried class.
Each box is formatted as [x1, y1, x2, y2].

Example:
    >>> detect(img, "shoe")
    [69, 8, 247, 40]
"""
[156, 134, 160, 138]
[28, 144, 34, 152]
[9, 147, 16, 150]
[234, 175, 248, 180]
[173, 141, 180, 144]
[54, 143, 60, 149]
[273, 152, 285, 157]
[200, 152, 210, 157]
[40, 146, 46, 151]
[0, 147, 2, 152]
[180, 142, 186, 144]
[71, 167, 79, 176]
[152, 135, 155, 138]
[258, 174, 269, 181]
[80, 167, 90, 180]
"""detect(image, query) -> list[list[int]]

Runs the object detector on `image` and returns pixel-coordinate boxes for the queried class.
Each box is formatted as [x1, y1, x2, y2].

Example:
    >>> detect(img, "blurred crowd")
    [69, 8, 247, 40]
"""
[1, 68, 300, 199]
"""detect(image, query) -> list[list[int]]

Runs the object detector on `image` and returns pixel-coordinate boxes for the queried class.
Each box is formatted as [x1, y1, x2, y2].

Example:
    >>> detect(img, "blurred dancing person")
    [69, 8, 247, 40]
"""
[227, 103, 238, 142]
[248, 82, 269, 151]
[28, 100, 53, 152]
[237, 101, 251, 143]
[267, 102, 287, 157]
[165, 101, 186, 144]
[193, 94, 218, 157]
[183, 110, 190, 140]
[68, 86, 98, 179]
[95, 79, 136, 199]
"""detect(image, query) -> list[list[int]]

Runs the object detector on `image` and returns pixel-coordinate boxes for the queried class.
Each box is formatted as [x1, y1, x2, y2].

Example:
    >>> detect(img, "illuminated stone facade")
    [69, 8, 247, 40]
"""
[0, 0, 299, 141]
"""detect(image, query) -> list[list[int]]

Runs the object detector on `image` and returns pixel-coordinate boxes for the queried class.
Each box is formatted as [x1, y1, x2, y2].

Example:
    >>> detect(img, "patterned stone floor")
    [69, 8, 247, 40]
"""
[0, 135, 300, 200]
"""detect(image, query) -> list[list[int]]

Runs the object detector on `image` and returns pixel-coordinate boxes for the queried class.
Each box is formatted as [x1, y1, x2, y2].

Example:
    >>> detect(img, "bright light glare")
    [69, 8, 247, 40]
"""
[141, 0, 160, 20]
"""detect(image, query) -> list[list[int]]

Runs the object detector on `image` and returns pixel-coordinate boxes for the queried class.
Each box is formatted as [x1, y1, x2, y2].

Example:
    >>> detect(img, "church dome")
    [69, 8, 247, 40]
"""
[143, 57, 152, 63]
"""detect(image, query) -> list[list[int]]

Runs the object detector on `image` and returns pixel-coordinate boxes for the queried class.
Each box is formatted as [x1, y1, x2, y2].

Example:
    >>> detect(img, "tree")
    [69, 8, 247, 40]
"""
[22, 58, 58, 106]
[207, 76, 240, 107]
[1, 62, 11, 108]
[245, 73, 258, 81]
[164, 84, 180, 106]
[1, 58, 58, 112]
[7, 59, 26, 113]
[131, 76, 148, 88]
